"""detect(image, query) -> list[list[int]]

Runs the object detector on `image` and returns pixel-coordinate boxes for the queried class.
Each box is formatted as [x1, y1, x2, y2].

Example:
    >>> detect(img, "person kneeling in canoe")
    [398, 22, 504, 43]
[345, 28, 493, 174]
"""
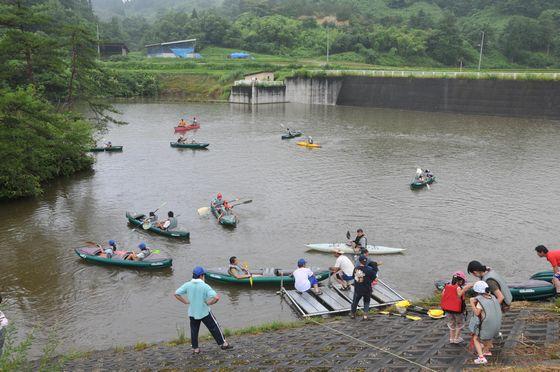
[330, 250, 355, 291]
[178, 118, 187, 127]
[535, 245, 560, 295]
[294, 258, 322, 295]
[125, 242, 151, 261]
[228, 256, 251, 279]
[156, 211, 178, 231]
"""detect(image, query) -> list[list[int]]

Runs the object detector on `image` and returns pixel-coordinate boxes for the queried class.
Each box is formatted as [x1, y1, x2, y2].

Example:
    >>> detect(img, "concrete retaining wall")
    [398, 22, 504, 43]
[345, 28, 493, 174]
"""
[229, 84, 287, 104]
[285, 77, 343, 106]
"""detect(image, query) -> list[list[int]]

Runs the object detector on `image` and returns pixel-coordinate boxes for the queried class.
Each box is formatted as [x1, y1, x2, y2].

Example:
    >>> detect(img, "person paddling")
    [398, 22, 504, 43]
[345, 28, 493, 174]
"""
[350, 229, 367, 254]
[178, 118, 187, 127]
[307, 136, 314, 144]
[156, 211, 178, 231]
[227, 256, 251, 279]
[125, 242, 151, 261]
[103, 239, 118, 259]
[177, 135, 187, 144]
[467, 260, 512, 312]
[535, 245, 560, 295]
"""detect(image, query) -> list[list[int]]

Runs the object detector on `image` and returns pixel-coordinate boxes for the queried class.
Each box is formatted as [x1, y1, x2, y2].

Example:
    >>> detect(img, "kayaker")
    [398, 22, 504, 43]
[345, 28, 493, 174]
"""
[227, 256, 251, 279]
[535, 245, 560, 295]
[440, 271, 473, 344]
[125, 242, 151, 261]
[350, 228, 367, 254]
[192, 117, 198, 124]
[307, 136, 314, 144]
[467, 260, 512, 312]
[350, 255, 377, 320]
[174, 266, 233, 354]
[177, 135, 187, 144]
[156, 211, 178, 231]
[293, 258, 322, 295]
[468, 281, 502, 365]
[148, 211, 158, 223]
[330, 249, 355, 291]
[105, 141, 112, 148]
[212, 193, 224, 208]
[424, 169, 433, 178]
[178, 118, 187, 127]
[0, 295, 8, 357]
[286, 128, 293, 136]
[103, 239, 118, 259]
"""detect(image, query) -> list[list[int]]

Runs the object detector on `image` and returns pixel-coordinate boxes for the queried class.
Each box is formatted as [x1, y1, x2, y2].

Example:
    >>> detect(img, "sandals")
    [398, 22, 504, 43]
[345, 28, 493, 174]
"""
[221, 344, 233, 350]
[193, 348, 200, 354]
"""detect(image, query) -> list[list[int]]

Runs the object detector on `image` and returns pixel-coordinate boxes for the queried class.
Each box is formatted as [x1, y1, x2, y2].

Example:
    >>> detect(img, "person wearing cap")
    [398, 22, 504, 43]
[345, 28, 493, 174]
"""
[535, 245, 560, 295]
[350, 255, 377, 320]
[155, 211, 178, 231]
[174, 266, 232, 354]
[350, 229, 368, 254]
[212, 193, 224, 208]
[125, 242, 151, 261]
[330, 250, 355, 290]
[468, 280, 502, 365]
[227, 256, 251, 279]
[293, 259, 323, 295]
[440, 271, 473, 344]
[103, 239, 118, 259]
[467, 260, 512, 312]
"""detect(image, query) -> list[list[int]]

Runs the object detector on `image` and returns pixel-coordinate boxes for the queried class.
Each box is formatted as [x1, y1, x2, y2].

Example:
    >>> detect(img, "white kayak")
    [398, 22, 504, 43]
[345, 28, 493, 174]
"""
[305, 243, 406, 255]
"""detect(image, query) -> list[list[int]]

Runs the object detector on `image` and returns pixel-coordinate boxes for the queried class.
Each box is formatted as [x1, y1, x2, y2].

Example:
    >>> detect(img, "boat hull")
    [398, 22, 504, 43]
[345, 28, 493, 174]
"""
[170, 142, 209, 149]
[305, 243, 405, 255]
[205, 267, 330, 285]
[126, 212, 190, 238]
[282, 131, 303, 139]
[75, 247, 172, 269]
[210, 204, 237, 227]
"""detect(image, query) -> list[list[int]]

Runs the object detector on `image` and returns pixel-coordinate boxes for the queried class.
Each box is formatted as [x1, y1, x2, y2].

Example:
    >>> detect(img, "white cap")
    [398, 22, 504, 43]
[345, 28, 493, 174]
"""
[473, 280, 489, 294]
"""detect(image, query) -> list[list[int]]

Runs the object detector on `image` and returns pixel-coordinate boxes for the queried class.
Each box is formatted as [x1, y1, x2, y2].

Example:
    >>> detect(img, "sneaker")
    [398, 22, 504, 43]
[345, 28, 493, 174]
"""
[316, 290, 323, 295]
[474, 356, 487, 365]
[220, 344, 233, 350]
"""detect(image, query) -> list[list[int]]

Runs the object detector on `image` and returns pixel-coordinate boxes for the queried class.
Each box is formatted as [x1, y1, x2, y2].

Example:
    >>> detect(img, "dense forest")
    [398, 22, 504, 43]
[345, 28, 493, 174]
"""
[0, 0, 156, 200]
[94, 0, 560, 68]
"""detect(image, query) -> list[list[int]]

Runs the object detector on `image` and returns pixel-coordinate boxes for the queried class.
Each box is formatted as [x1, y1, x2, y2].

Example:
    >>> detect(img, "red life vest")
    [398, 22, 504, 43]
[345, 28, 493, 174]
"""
[440, 283, 463, 313]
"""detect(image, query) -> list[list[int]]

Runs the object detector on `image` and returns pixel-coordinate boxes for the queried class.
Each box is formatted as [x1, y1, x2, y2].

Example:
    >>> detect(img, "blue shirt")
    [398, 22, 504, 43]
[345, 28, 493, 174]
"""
[175, 279, 217, 319]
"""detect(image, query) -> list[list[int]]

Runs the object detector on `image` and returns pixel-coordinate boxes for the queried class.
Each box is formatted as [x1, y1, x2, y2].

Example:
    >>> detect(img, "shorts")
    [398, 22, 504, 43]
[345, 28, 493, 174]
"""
[554, 273, 560, 280]
[137, 251, 148, 260]
[309, 275, 318, 286]
[446, 312, 465, 330]
[339, 273, 353, 282]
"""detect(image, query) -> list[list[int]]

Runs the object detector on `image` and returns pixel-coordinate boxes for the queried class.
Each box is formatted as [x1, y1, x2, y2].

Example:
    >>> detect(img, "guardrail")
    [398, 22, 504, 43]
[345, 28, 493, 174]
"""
[233, 80, 285, 87]
[302, 69, 560, 81]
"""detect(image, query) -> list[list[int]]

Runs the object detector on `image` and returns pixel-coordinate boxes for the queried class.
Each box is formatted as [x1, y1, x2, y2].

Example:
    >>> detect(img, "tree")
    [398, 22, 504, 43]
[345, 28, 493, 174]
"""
[427, 13, 465, 65]
[500, 16, 548, 62]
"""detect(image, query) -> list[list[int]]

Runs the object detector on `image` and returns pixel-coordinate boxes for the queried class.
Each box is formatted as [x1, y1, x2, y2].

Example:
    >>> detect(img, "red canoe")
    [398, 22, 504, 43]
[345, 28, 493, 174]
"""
[174, 124, 200, 132]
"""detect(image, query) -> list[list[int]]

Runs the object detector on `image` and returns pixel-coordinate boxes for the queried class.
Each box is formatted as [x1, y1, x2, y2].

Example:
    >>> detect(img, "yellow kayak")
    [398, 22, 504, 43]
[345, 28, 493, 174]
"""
[296, 141, 321, 148]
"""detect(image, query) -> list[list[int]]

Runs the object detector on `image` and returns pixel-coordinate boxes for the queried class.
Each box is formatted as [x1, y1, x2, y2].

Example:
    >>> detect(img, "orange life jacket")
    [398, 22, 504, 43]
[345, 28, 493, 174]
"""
[440, 283, 463, 313]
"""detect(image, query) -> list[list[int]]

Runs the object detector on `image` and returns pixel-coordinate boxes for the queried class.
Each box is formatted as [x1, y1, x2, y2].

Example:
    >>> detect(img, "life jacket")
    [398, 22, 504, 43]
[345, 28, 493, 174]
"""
[440, 283, 463, 313]
[482, 269, 512, 307]
[468, 294, 502, 340]
[354, 235, 367, 248]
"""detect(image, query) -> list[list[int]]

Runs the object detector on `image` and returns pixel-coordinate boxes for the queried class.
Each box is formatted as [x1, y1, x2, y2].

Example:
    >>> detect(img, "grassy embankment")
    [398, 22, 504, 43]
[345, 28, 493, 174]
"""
[104, 46, 560, 101]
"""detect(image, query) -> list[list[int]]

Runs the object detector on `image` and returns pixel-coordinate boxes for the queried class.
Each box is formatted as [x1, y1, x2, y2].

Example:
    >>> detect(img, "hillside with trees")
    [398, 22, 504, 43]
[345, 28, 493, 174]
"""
[93, 0, 560, 68]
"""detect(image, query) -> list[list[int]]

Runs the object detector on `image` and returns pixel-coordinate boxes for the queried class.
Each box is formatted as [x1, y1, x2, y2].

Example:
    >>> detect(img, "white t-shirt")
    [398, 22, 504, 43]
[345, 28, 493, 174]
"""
[335, 255, 354, 276]
[0, 310, 8, 330]
[293, 267, 314, 292]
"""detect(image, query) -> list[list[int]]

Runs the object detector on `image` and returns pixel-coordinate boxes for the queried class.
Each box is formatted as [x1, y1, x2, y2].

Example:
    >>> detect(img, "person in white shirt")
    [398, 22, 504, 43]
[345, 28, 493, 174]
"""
[330, 249, 355, 290]
[0, 295, 9, 356]
[293, 259, 322, 295]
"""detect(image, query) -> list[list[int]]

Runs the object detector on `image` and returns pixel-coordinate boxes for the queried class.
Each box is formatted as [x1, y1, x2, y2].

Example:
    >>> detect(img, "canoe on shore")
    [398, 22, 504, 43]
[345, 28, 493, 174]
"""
[174, 124, 200, 132]
[210, 204, 238, 227]
[205, 267, 330, 285]
[126, 212, 190, 238]
[530, 271, 555, 283]
[89, 146, 123, 152]
[282, 131, 303, 139]
[75, 247, 172, 269]
[410, 176, 435, 189]
[305, 243, 406, 255]
[509, 279, 557, 301]
[296, 141, 321, 148]
[170, 141, 209, 149]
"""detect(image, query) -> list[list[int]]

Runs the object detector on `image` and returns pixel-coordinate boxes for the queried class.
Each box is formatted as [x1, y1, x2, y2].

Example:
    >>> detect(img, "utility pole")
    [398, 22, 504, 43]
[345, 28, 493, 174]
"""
[96, 23, 100, 59]
[326, 26, 330, 65]
[478, 31, 485, 71]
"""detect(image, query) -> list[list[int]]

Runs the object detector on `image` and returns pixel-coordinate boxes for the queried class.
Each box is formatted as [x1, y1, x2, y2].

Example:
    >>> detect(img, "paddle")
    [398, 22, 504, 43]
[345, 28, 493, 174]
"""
[85, 241, 102, 248]
[378, 311, 421, 321]
[243, 262, 253, 287]
[229, 199, 252, 208]
[197, 198, 252, 216]
[137, 202, 167, 230]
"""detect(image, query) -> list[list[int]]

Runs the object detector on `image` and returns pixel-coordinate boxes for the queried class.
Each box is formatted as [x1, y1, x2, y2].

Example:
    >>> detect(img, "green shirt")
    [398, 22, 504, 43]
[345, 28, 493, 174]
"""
[175, 279, 217, 319]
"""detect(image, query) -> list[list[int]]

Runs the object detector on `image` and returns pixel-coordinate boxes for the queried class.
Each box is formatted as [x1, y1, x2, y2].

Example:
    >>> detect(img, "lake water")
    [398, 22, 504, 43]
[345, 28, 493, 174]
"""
[1, 102, 559, 354]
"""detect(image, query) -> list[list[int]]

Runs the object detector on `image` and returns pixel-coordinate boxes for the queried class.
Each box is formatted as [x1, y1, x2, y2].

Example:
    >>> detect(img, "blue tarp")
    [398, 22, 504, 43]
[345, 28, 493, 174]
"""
[229, 52, 251, 59]
[170, 47, 195, 58]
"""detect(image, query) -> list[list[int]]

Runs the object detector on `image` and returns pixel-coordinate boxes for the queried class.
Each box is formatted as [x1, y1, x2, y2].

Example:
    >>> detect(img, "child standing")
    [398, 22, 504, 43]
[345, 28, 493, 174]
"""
[0, 295, 9, 356]
[440, 271, 473, 344]
[468, 281, 503, 365]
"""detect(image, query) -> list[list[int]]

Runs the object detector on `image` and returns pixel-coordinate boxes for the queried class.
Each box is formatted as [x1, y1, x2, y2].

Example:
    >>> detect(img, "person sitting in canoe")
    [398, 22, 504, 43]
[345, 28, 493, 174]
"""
[178, 118, 187, 127]
[227, 256, 252, 279]
[424, 169, 433, 178]
[293, 258, 322, 295]
[105, 141, 112, 149]
[102, 239, 118, 259]
[350, 228, 367, 254]
[155, 211, 178, 231]
[192, 117, 198, 124]
[125, 242, 151, 261]
[212, 193, 224, 208]
[307, 136, 314, 144]
[286, 128, 293, 136]
[535, 245, 560, 295]
[177, 135, 187, 144]
[148, 211, 158, 223]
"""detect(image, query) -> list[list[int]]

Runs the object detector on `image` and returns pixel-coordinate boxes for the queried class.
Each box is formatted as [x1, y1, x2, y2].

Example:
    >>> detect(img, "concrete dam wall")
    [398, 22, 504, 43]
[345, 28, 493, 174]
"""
[229, 84, 287, 105]
[284, 76, 560, 119]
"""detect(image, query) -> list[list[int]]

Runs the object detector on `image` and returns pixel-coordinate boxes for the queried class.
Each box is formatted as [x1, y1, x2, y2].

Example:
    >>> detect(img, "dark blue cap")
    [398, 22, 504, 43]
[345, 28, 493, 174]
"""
[297, 258, 306, 267]
[193, 266, 205, 277]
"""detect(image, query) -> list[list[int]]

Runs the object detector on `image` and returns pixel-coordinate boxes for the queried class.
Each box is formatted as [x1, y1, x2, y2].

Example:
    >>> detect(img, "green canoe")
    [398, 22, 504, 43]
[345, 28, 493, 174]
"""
[281, 131, 303, 140]
[410, 175, 435, 189]
[170, 142, 209, 149]
[530, 271, 555, 283]
[126, 212, 190, 238]
[89, 146, 123, 152]
[205, 267, 330, 285]
[75, 247, 172, 269]
[210, 204, 238, 227]
[509, 279, 557, 301]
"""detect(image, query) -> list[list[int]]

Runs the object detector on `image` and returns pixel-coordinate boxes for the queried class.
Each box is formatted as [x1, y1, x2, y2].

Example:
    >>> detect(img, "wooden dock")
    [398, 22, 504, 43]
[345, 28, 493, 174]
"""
[282, 279, 405, 317]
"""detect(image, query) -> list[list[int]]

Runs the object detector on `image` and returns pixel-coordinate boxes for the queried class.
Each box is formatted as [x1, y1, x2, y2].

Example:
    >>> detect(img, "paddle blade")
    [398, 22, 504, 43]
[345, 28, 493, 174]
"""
[85, 241, 101, 247]
[142, 221, 152, 230]
[197, 207, 210, 216]
[346, 230, 352, 240]
[249, 276, 253, 287]
[152, 249, 161, 254]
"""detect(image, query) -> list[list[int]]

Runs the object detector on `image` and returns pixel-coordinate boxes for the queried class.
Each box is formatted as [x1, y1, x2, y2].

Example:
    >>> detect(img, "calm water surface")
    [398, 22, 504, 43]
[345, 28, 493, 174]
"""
[1, 102, 560, 354]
